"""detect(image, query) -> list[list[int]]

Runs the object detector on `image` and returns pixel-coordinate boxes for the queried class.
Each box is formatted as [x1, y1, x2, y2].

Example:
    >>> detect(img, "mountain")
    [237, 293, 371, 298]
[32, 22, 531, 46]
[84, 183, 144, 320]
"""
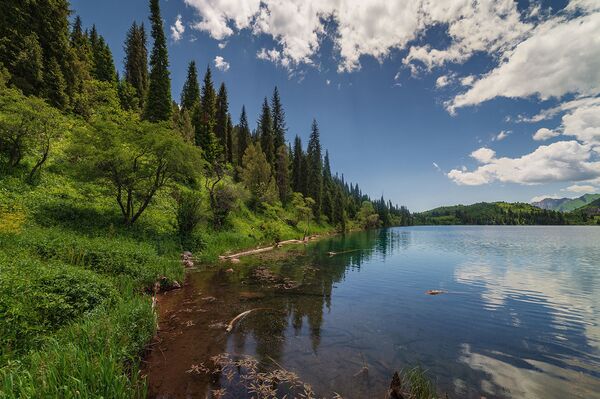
[531, 197, 570, 210]
[414, 202, 566, 225]
[532, 194, 600, 212]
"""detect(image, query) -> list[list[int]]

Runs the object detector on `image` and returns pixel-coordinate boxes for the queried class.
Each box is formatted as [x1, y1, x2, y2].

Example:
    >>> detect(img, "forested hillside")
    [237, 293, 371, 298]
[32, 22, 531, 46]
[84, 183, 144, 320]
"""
[414, 202, 568, 225]
[0, 1, 409, 397]
[532, 194, 600, 212]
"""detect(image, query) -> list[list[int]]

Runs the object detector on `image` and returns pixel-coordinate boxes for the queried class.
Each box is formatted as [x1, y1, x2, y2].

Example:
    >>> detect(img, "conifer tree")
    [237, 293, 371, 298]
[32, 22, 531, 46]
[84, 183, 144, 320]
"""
[44, 57, 68, 109]
[215, 82, 229, 156]
[258, 98, 274, 166]
[322, 150, 334, 222]
[291, 135, 303, 193]
[275, 145, 290, 204]
[124, 22, 149, 108]
[237, 106, 251, 166]
[306, 119, 323, 217]
[196, 66, 219, 160]
[226, 113, 234, 164]
[91, 34, 117, 82]
[70, 16, 93, 92]
[334, 186, 347, 231]
[144, 0, 172, 121]
[271, 86, 286, 151]
[180, 60, 200, 110]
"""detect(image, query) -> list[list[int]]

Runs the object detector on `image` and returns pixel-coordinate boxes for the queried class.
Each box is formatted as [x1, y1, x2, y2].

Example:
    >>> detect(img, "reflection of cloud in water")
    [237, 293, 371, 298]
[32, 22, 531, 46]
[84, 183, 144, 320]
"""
[455, 261, 600, 350]
[459, 343, 600, 399]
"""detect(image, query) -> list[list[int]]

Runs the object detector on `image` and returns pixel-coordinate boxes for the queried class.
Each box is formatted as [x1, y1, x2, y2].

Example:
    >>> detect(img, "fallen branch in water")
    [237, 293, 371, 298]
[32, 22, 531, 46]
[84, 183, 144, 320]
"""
[425, 290, 446, 296]
[327, 249, 362, 257]
[219, 235, 321, 260]
[226, 308, 271, 332]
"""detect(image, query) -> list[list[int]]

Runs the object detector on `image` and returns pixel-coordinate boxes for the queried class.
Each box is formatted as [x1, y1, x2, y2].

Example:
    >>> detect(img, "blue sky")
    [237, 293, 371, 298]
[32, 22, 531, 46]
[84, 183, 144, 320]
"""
[70, 0, 600, 211]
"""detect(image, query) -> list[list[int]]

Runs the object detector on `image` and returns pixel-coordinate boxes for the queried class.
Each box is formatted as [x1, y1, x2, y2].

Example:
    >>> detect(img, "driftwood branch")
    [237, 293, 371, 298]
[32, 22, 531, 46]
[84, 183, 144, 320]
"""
[226, 308, 271, 332]
[219, 235, 321, 261]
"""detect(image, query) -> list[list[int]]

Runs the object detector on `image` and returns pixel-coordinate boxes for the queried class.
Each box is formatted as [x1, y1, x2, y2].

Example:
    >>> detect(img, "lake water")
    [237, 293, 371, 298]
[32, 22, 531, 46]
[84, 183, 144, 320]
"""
[146, 226, 600, 399]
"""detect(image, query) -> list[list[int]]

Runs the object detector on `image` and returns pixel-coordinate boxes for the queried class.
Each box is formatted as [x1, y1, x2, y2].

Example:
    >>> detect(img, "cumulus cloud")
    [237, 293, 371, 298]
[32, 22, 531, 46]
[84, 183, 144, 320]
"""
[533, 128, 559, 141]
[447, 141, 600, 186]
[170, 15, 185, 42]
[449, 12, 600, 112]
[214, 56, 230, 71]
[435, 75, 452, 88]
[564, 184, 597, 193]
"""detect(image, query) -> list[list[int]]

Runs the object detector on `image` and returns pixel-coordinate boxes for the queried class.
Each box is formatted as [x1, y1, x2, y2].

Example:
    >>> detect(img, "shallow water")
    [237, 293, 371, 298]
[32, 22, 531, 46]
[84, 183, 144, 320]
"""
[146, 226, 600, 398]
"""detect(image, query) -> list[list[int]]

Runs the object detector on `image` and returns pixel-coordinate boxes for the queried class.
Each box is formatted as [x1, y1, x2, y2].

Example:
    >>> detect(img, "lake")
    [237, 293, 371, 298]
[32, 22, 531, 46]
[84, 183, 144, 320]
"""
[146, 226, 600, 399]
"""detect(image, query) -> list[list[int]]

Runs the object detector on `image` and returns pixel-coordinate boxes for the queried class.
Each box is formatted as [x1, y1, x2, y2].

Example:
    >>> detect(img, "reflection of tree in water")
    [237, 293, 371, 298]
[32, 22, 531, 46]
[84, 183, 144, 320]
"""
[233, 228, 409, 364]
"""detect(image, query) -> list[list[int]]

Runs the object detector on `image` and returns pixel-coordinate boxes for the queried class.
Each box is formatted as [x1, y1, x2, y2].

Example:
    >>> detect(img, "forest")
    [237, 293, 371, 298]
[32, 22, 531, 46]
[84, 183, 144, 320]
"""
[0, 0, 410, 397]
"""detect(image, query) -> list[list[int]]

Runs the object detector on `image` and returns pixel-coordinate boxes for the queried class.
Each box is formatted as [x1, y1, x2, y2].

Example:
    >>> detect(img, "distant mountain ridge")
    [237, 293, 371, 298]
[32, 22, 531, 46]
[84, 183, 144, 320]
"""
[532, 194, 600, 212]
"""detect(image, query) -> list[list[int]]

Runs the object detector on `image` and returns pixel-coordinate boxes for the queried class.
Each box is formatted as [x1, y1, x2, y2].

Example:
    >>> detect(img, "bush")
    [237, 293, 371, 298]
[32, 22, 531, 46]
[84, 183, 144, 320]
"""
[174, 190, 203, 249]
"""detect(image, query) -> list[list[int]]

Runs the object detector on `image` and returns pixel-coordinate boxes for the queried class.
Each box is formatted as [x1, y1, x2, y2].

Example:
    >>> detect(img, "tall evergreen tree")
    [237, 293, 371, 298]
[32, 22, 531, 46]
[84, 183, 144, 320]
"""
[226, 113, 234, 164]
[275, 145, 290, 204]
[322, 150, 334, 222]
[291, 135, 303, 193]
[196, 66, 219, 160]
[144, 0, 172, 121]
[271, 86, 286, 151]
[237, 106, 251, 166]
[124, 22, 148, 108]
[215, 82, 229, 156]
[258, 98, 274, 166]
[180, 60, 200, 110]
[91, 32, 116, 82]
[306, 119, 323, 217]
[44, 57, 68, 109]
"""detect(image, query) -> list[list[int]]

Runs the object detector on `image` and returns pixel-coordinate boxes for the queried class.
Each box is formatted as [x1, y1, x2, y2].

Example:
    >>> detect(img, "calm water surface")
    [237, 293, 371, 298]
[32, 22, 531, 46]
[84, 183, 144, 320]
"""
[154, 226, 600, 398]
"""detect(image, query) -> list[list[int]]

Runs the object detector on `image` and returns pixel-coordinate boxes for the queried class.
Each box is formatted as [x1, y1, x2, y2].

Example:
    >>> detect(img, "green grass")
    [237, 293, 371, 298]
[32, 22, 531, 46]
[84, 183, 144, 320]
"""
[0, 165, 337, 398]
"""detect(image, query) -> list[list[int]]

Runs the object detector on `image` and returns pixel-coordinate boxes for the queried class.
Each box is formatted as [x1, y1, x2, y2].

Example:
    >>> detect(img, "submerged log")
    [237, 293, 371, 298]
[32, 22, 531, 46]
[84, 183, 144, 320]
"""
[425, 290, 446, 295]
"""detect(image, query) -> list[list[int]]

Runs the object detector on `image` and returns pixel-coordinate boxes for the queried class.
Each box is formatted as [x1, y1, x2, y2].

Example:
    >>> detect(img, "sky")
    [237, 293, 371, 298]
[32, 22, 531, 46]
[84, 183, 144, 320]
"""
[69, 0, 600, 211]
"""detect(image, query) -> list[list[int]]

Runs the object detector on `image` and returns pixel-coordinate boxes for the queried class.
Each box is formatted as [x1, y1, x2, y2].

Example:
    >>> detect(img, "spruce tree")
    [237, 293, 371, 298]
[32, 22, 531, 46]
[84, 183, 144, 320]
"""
[91, 34, 117, 82]
[258, 98, 274, 166]
[144, 0, 172, 121]
[215, 82, 229, 156]
[237, 106, 251, 166]
[180, 60, 200, 110]
[291, 135, 303, 193]
[196, 66, 219, 160]
[322, 150, 334, 222]
[124, 22, 149, 109]
[271, 86, 286, 151]
[306, 119, 323, 217]
[275, 145, 290, 204]
[226, 113, 234, 164]
[44, 57, 68, 109]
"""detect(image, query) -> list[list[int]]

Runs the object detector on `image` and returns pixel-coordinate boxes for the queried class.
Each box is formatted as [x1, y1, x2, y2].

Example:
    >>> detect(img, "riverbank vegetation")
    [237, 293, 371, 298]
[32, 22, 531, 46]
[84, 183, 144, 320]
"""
[0, 0, 410, 397]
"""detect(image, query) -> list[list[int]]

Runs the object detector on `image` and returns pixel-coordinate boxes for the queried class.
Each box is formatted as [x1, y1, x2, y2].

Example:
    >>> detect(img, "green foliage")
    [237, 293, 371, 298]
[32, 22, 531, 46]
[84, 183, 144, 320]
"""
[70, 115, 203, 226]
[118, 79, 140, 111]
[144, 0, 172, 121]
[237, 106, 251, 167]
[174, 190, 203, 249]
[307, 119, 323, 216]
[275, 144, 291, 204]
[215, 82, 229, 157]
[240, 143, 278, 208]
[0, 84, 68, 181]
[357, 201, 381, 229]
[258, 98, 275, 166]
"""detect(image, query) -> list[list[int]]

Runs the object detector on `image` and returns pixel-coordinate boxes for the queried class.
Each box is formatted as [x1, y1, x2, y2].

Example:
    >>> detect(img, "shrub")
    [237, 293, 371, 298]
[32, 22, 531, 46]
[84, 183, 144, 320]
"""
[174, 190, 203, 249]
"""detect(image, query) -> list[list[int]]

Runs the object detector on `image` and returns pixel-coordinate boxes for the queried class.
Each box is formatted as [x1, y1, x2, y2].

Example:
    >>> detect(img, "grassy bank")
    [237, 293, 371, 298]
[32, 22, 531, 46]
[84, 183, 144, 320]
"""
[0, 172, 336, 398]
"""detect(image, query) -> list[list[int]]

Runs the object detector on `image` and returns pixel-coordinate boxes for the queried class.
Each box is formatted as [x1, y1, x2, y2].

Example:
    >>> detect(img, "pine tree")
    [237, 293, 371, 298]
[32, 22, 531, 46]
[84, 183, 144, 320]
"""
[271, 86, 286, 151]
[215, 82, 229, 156]
[237, 106, 251, 166]
[306, 119, 323, 217]
[334, 186, 347, 231]
[258, 98, 274, 166]
[322, 150, 334, 222]
[275, 145, 290, 204]
[91, 34, 116, 82]
[196, 66, 220, 161]
[226, 113, 234, 164]
[144, 0, 172, 121]
[291, 135, 303, 193]
[180, 60, 200, 110]
[124, 22, 149, 109]
[44, 57, 68, 109]
[70, 16, 93, 92]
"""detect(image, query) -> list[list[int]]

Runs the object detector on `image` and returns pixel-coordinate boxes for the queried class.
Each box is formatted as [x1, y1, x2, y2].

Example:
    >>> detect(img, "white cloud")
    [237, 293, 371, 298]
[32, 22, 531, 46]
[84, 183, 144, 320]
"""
[564, 184, 597, 193]
[449, 12, 600, 112]
[530, 194, 561, 202]
[533, 128, 559, 141]
[435, 75, 451, 88]
[562, 102, 600, 145]
[214, 56, 230, 71]
[170, 14, 185, 42]
[492, 130, 510, 141]
[326, 79, 331, 85]
[471, 147, 496, 163]
[218, 41, 228, 49]
[433, 161, 441, 171]
[448, 141, 600, 186]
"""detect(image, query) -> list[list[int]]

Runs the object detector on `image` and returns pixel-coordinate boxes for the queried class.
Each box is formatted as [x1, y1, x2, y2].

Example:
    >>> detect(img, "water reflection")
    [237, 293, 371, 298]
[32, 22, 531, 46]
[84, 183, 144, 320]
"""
[148, 227, 600, 399]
